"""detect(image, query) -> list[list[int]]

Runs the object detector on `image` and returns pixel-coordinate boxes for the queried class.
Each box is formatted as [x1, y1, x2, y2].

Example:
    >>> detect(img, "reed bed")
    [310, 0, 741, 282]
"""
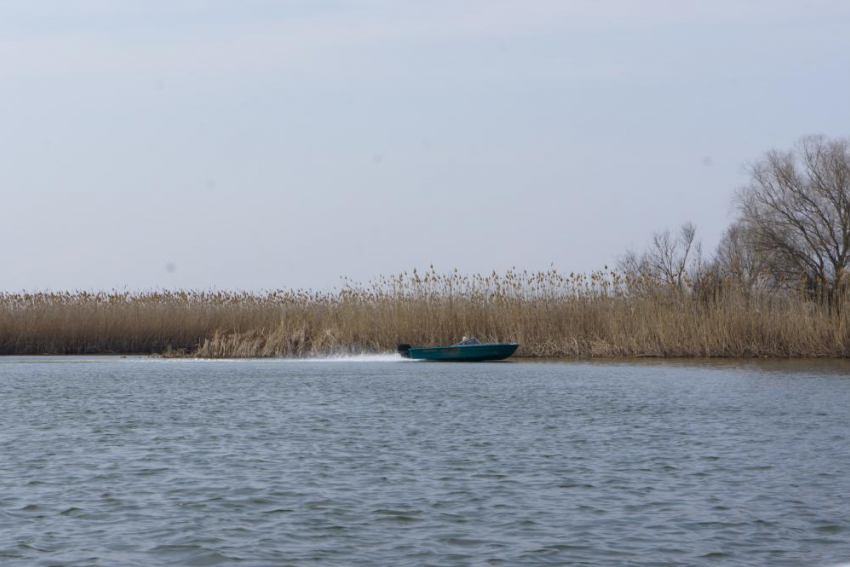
[1, 268, 847, 358]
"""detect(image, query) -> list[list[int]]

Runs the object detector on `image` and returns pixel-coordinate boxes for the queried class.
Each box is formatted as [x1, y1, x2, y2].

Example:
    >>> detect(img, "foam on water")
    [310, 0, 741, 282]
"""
[0, 354, 413, 365]
[275, 352, 412, 363]
[122, 353, 413, 363]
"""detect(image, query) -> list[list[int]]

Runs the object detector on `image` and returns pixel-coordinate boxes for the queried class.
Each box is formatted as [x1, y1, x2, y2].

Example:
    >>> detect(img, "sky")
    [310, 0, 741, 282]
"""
[1, 0, 848, 291]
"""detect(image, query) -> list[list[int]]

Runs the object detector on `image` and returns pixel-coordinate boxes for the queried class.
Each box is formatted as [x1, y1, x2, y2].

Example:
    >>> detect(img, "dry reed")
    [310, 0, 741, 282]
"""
[1, 268, 847, 358]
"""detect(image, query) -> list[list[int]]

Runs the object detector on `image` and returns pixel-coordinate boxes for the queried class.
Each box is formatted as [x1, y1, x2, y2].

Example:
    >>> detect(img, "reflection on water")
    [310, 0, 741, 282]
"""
[0, 357, 848, 566]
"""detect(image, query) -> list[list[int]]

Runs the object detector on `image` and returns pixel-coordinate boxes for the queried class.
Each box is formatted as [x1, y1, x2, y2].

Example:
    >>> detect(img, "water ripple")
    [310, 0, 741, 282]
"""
[0, 357, 848, 566]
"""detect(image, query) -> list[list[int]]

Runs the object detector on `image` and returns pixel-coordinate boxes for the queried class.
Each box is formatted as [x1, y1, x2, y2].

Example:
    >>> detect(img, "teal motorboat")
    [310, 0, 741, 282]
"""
[397, 337, 519, 362]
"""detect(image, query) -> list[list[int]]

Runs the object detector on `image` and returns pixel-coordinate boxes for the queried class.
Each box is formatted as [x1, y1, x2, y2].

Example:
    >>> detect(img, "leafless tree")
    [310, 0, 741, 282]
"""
[715, 221, 770, 294]
[736, 135, 850, 297]
[619, 222, 701, 292]
[648, 222, 699, 290]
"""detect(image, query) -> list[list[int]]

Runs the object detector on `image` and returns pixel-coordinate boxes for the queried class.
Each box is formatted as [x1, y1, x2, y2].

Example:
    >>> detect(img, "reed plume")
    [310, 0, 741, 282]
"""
[0, 268, 847, 358]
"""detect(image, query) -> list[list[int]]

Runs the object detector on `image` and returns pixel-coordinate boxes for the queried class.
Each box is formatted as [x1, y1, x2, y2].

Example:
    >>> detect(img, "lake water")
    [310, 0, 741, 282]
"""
[0, 356, 848, 566]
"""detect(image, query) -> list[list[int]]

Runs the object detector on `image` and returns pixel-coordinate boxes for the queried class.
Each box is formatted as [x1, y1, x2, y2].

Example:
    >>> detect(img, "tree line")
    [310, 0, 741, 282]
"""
[620, 135, 850, 308]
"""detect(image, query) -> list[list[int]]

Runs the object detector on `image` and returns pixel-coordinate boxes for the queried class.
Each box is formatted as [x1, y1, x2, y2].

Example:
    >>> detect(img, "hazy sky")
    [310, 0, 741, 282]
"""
[2, 1, 848, 291]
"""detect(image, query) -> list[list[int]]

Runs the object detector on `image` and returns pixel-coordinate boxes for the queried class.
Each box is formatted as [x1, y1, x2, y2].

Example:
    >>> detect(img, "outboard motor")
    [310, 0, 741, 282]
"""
[397, 344, 411, 358]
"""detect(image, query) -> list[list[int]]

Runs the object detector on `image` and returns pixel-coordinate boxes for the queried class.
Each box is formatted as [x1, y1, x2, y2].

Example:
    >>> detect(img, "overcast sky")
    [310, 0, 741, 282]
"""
[1, 0, 848, 291]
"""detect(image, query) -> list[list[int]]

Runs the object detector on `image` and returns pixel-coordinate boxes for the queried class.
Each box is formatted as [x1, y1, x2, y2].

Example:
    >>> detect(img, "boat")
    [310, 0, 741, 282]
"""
[397, 337, 519, 362]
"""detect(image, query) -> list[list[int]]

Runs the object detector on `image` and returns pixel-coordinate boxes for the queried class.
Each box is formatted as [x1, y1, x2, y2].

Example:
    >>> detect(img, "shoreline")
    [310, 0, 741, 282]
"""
[1, 352, 847, 362]
[3, 276, 848, 359]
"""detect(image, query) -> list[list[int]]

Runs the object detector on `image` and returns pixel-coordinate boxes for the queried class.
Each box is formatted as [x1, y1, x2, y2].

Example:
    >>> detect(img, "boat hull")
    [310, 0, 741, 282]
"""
[404, 343, 519, 362]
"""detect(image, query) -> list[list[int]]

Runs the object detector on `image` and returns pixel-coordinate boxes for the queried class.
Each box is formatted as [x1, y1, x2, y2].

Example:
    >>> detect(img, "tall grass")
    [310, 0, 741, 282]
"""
[1, 268, 847, 358]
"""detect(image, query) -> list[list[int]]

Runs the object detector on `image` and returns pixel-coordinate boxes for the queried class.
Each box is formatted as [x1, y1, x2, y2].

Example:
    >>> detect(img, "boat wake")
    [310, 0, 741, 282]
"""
[134, 353, 414, 363]
[283, 353, 412, 363]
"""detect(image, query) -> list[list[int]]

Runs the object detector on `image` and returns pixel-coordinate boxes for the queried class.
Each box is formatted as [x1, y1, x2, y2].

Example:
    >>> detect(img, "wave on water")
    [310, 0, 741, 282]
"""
[135, 353, 413, 363]
[279, 353, 412, 363]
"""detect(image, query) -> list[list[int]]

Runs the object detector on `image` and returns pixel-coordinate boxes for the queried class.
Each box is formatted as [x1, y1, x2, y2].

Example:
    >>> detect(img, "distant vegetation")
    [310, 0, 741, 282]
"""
[1, 136, 847, 358]
[0, 269, 846, 358]
[622, 135, 849, 306]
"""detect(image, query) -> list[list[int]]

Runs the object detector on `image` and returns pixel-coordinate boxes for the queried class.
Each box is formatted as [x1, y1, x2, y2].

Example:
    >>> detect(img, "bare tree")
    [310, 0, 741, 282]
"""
[618, 249, 650, 278]
[715, 220, 770, 294]
[648, 222, 698, 290]
[619, 222, 700, 292]
[736, 135, 850, 296]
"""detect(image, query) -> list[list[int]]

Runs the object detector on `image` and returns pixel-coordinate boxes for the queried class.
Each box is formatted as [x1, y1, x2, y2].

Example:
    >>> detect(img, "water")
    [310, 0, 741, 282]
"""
[0, 356, 848, 567]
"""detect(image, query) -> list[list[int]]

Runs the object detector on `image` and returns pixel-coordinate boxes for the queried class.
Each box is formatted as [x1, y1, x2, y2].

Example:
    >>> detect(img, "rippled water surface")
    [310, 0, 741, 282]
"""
[1, 356, 848, 566]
